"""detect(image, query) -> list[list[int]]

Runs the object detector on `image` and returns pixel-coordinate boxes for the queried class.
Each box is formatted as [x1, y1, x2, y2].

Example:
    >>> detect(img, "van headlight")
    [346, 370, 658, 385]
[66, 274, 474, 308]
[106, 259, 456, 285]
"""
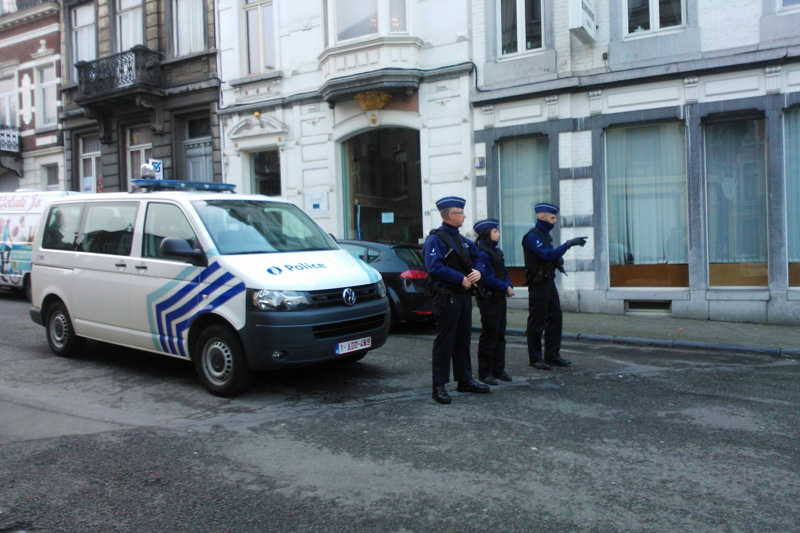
[377, 279, 387, 298]
[248, 289, 309, 311]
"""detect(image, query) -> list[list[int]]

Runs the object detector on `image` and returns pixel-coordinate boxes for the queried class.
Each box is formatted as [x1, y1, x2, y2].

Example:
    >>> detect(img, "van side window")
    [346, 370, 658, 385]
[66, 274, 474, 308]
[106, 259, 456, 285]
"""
[42, 204, 83, 251]
[143, 203, 199, 261]
[79, 203, 138, 256]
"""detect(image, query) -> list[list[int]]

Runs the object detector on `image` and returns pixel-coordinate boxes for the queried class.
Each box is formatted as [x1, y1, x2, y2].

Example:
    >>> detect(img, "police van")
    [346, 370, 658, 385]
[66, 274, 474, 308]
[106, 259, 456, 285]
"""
[29, 180, 390, 396]
[1, 190, 78, 301]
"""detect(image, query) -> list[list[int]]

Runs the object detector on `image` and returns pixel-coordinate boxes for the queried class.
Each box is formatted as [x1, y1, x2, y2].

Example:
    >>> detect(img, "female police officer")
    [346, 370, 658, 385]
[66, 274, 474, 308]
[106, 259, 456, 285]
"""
[474, 219, 514, 385]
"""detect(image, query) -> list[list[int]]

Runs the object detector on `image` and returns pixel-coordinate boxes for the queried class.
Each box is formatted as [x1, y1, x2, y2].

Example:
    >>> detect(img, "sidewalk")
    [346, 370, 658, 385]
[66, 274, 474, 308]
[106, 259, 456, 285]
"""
[472, 307, 800, 358]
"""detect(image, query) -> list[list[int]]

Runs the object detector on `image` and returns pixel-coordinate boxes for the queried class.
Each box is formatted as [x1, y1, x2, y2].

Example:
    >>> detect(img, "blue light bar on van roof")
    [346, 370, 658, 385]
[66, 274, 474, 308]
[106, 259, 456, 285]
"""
[130, 179, 236, 193]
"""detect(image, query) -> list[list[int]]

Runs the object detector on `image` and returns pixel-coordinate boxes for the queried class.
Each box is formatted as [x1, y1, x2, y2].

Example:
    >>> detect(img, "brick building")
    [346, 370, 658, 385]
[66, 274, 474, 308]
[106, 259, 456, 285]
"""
[0, 0, 63, 192]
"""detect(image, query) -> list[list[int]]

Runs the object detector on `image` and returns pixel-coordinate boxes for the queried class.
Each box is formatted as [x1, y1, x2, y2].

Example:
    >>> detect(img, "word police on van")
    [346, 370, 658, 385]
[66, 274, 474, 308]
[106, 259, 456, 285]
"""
[29, 180, 390, 396]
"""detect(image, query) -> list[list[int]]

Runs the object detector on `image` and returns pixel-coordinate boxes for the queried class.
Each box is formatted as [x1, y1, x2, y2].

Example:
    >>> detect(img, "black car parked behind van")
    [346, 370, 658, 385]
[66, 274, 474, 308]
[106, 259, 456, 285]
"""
[338, 240, 433, 329]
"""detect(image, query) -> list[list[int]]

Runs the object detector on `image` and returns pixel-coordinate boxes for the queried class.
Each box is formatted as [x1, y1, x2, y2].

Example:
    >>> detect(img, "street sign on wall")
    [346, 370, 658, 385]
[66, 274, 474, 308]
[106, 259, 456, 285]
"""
[569, 0, 596, 44]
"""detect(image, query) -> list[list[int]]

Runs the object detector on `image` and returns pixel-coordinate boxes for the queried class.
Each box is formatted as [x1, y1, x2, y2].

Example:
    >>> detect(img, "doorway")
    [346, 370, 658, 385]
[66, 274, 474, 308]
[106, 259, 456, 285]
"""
[342, 128, 421, 244]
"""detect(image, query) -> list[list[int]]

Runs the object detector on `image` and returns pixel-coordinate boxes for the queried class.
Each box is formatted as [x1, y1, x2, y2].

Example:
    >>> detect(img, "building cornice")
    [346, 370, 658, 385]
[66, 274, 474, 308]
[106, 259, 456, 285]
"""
[0, 2, 58, 32]
[471, 46, 800, 106]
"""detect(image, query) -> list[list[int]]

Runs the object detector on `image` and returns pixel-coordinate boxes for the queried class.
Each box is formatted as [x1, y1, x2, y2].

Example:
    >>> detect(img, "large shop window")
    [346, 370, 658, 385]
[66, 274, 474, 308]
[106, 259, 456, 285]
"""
[499, 0, 543, 57]
[331, 0, 406, 44]
[705, 118, 768, 287]
[786, 108, 800, 287]
[499, 136, 550, 270]
[118, 0, 144, 51]
[71, 4, 96, 80]
[606, 123, 688, 287]
[245, 0, 275, 74]
[626, 0, 683, 36]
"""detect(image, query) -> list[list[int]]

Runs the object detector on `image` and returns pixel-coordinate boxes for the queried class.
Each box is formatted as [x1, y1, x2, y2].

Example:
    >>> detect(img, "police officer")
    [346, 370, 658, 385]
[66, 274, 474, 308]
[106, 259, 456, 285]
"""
[473, 218, 514, 385]
[522, 202, 587, 370]
[424, 196, 490, 404]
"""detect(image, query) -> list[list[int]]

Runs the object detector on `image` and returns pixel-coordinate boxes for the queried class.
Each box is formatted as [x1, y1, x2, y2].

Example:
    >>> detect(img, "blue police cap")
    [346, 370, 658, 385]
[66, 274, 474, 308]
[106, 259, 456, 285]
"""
[435, 196, 466, 211]
[473, 218, 499, 233]
[534, 202, 559, 215]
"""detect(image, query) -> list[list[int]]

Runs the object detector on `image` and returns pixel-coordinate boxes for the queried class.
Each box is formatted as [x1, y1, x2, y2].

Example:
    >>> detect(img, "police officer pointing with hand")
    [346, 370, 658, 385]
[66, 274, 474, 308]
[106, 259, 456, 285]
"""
[522, 202, 587, 370]
[424, 196, 491, 404]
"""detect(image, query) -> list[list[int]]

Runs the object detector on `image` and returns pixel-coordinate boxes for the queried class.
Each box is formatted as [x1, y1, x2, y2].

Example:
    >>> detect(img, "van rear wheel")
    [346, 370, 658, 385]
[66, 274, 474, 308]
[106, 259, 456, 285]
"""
[194, 325, 252, 397]
[46, 301, 85, 357]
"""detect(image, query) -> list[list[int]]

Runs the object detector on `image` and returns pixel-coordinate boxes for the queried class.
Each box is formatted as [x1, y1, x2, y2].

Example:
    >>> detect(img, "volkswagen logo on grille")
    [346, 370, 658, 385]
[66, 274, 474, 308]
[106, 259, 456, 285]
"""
[342, 288, 356, 306]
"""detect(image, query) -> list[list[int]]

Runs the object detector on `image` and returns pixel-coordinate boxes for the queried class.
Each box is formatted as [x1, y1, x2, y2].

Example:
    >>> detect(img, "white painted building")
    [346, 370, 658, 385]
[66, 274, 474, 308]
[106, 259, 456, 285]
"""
[214, 0, 800, 324]
[216, 0, 476, 246]
[471, 0, 800, 325]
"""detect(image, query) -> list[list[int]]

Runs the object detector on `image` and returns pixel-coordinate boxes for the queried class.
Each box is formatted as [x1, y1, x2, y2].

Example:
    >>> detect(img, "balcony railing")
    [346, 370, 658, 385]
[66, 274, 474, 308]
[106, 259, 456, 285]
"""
[76, 46, 163, 97]
[0, 125, 20, 153]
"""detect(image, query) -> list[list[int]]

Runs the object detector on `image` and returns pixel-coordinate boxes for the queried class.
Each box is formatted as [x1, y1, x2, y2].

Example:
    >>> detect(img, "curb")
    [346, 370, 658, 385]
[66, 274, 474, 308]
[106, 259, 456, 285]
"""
[477, 326, 800, 360]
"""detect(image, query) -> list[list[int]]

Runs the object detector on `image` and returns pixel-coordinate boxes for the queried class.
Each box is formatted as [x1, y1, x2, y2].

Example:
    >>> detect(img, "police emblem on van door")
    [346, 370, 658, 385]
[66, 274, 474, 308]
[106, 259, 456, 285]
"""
[342, 288, 356, 306]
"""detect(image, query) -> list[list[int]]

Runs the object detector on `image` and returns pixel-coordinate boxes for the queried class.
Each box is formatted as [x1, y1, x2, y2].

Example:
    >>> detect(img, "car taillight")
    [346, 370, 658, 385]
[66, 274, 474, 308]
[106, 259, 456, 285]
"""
[400, 269, 427, 279]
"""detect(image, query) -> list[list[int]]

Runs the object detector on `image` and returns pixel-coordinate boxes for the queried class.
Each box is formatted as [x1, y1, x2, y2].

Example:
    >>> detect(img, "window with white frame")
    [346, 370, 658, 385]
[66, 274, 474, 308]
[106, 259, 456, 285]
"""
[0, 0, 17, 16]
[80, 134, 102, 193]
[44, 165, 59, 189]
[245, 0, 276, 74]
[118, 0, 144, 51]
[127, 126, 153, 183]
[626, 0, 683, 35]
[0, 77, 16, 126]
[328, 0, 407, 44]
[782, 0, 800, 9]
[71, 4, 96, 79]
[37, 65, 57, 127]
[499, 0, 543, 57]
[174, 0, 204, 56]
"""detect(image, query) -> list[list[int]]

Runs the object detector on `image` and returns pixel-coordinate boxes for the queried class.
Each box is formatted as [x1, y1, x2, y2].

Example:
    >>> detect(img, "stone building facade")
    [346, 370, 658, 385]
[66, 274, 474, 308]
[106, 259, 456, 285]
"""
[60, 0, 221, 193]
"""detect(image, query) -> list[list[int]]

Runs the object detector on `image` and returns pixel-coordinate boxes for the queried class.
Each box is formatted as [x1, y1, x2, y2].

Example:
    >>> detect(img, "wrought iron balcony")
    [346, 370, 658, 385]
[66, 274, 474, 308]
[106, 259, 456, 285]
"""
[0, 125, 20, 153]
[75, 46, 164, 104]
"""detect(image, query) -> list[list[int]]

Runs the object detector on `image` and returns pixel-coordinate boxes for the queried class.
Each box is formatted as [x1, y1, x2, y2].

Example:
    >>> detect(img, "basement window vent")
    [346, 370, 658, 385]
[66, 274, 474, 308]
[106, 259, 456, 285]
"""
[625, 300, 671, 316]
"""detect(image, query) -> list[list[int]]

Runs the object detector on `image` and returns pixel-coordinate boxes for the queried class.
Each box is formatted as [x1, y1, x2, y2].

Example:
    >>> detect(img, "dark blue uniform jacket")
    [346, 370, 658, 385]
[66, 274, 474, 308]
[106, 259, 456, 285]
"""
[423, 223, 486, 291]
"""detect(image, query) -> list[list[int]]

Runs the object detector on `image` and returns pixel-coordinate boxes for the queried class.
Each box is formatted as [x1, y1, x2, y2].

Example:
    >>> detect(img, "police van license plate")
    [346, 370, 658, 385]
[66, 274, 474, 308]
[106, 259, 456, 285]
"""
[336, 337, 371, 355]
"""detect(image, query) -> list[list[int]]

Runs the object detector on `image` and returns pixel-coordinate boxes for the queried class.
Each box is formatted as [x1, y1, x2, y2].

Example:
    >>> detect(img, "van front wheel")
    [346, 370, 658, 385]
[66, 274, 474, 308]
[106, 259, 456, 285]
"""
[46, 302, 85, 357]
[194, 325, 252, 397]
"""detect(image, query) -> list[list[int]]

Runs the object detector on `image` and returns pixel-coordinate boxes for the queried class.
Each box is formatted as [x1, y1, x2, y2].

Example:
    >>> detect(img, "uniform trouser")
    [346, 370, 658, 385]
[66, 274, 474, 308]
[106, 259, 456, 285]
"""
[477, 296, 507, 377]
[526, 281, 562, 362]
[431, 291, 474, 385]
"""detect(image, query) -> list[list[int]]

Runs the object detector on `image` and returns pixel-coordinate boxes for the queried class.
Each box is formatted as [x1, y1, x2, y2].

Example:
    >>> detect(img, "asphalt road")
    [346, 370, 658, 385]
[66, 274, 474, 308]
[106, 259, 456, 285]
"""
[1, 290, 799, 532]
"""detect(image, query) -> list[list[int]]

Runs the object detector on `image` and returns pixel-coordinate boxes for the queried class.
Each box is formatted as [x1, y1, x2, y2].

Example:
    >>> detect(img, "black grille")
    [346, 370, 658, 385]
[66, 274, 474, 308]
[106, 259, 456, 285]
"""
[308, 284, 381, 308]
[312, 314, 385, 339]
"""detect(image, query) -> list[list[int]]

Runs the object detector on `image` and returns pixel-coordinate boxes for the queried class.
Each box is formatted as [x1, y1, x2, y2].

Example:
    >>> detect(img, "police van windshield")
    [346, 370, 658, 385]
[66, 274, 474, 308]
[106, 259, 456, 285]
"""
[193, 199, 338, 255]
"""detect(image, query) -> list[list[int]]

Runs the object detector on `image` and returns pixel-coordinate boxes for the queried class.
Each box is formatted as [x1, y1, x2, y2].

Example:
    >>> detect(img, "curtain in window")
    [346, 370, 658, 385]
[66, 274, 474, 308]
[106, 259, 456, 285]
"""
[524, 0, 542, 50]
[389, 0, 406, 32]
[118, 0, 144, 50]
[658, 0, 682, 28]
[175, 0, 204, 55]
[73, 5, 96, 76]
[786, 108, 800, 286]
[705, 119, 768, 286]
[336, 0, 377, 42]
[0, 78, 15, 126]
[607, 123, 687, 266]
[500, 0, 518, 55]
[499, 136, 550, 266]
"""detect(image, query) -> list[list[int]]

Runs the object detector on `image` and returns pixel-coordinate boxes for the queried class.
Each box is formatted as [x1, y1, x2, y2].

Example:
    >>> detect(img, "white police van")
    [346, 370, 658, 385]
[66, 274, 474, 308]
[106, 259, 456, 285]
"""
[29, 180, 389, 396]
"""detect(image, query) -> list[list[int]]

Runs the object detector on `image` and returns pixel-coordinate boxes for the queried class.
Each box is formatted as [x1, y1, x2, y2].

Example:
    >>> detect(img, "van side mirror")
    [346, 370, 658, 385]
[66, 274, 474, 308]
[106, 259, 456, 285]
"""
[160, 237, 208, 267]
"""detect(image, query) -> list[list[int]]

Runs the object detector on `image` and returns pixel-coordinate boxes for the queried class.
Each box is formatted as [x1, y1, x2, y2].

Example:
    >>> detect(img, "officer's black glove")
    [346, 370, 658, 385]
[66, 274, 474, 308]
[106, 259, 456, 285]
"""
[567, 236, 588, 248]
